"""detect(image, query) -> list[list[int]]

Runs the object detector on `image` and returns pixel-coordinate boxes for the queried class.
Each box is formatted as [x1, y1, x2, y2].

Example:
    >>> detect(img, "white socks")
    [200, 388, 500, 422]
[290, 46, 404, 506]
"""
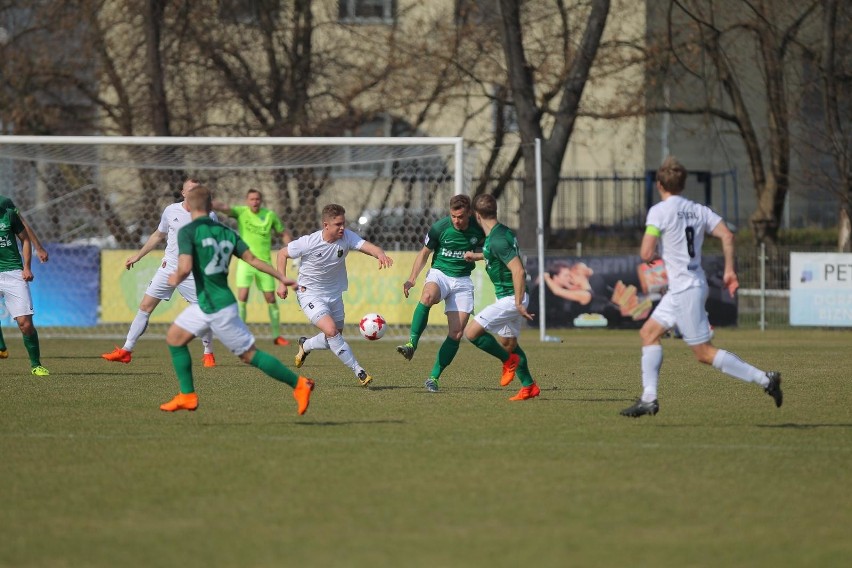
[303, 332, 329, 352]
[712, 350, 769, 387]
[327, 332, 359, 373]
[123, 309, 151, 351]
[641, 345, 663, 402]
[201, 330, 214, 355]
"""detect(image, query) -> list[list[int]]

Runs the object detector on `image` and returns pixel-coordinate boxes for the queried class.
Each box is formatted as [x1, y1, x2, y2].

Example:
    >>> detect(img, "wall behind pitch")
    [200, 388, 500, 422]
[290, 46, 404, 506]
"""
[100, 250, 497, 325]
[0, 244, 100, 327]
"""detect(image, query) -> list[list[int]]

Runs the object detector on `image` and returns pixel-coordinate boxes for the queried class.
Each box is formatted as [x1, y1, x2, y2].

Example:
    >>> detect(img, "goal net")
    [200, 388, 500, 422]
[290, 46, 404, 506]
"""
[0, 136, 478, 341]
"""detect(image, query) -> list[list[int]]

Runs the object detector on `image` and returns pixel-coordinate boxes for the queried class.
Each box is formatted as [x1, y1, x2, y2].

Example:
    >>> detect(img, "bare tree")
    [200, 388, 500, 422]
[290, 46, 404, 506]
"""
[644, 0, 820, 248]
[497, 0, 611, 249]
[818, 0, 852, 250]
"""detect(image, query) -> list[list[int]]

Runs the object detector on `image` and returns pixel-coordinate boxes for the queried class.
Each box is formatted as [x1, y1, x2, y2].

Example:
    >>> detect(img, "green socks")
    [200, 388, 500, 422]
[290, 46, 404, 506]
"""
[268, 302, 280, 338]
[238, 301, 247, 322]
[251, 349, 298, 387]
[168, 344, 195, 394]
[409, 302, 431, 349]
[22, 330, 41, 367]
[514, 345, 534, 387]
[470, 333, 509, 363]
[430, 337, 460, 380]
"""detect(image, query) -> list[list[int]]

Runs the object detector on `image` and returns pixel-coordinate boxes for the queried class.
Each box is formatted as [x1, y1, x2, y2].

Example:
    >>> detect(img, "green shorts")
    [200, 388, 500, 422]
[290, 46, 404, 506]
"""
[236, 261, 276, 292]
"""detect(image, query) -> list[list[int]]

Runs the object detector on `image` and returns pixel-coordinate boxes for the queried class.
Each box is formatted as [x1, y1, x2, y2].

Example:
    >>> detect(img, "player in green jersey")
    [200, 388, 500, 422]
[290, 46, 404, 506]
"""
[464, 194, 539, 400]
[396, 194, 485, 392]
[160, 185, 314, 415]
[213, 189, 293, 346]
[0, 195, 49, 375]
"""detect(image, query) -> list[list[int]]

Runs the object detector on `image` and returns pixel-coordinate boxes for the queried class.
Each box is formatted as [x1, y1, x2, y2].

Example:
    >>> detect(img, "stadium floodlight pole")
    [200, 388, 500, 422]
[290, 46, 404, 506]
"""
[535, 138, 547, 342]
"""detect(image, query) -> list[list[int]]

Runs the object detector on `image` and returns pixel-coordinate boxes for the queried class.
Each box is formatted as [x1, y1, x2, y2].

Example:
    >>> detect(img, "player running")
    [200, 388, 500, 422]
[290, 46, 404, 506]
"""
[159, 184, 314, 415]
[620, 156, 782, 417]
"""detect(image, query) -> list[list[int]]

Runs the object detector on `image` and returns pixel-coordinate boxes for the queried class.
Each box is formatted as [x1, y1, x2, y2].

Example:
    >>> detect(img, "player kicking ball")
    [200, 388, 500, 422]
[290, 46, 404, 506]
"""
[159, 185, 314, 415]
[620, 156, 782, 418]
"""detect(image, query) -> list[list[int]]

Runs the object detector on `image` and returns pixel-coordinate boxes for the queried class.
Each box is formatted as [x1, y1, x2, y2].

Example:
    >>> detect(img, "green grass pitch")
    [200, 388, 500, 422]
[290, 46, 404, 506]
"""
[1, 329, 850, 567]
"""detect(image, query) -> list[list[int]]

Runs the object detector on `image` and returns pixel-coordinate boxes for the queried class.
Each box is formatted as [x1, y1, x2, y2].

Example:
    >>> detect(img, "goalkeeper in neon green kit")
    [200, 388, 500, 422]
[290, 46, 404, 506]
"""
[213, 189, 292, 346]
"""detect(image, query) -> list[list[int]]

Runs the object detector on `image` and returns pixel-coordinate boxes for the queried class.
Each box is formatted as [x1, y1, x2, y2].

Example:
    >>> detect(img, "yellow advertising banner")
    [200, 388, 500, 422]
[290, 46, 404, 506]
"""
[100, 250, 496, 324]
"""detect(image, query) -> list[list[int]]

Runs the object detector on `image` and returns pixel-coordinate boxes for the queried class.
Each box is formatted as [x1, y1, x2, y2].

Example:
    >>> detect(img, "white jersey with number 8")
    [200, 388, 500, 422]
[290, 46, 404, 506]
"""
[645, 195, 722, 294]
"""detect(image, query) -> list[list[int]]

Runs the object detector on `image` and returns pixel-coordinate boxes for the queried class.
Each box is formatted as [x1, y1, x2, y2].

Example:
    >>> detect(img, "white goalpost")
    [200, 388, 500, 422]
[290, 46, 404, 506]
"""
[0, 136, 469, 340]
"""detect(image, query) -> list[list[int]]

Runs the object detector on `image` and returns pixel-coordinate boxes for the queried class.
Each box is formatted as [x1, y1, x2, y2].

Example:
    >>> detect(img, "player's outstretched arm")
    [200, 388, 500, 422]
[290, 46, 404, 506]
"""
[508, 257, 534, 321]
[16, 228, 34, 282]
[19, 214, 48, 263]
[242, 249, 296, 288]
[275, 247, 292, 299]
[711, 220, 739, 295]
[464, 251, 483, 262]
[359, 241, 393, 270]
[126, 230, 166, 270]
[403, 246, 432, 298]
[211, 199, 233, 217]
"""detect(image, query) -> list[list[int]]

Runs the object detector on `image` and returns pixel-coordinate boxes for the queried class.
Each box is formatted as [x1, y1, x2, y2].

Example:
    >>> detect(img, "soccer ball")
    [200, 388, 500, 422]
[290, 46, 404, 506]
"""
[359, 313, 387, 341]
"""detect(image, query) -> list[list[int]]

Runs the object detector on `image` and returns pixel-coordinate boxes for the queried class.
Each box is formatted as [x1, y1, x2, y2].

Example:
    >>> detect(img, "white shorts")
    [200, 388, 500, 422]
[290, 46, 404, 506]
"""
[0, 270, 34, 319]
[474, 293, 528, 338]
[425, 268, 475, 314]
[146, 264, 199, 304]
[650, 283, 712, 346]
[173, 303, 255, 355]
[297, 292, 345, 328]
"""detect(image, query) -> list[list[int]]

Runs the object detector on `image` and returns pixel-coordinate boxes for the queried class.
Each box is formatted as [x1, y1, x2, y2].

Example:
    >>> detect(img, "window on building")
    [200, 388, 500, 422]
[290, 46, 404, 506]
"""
[338, 0, 397, 24]
[219, 0, 280, 26]
[455, 0, 499, 27]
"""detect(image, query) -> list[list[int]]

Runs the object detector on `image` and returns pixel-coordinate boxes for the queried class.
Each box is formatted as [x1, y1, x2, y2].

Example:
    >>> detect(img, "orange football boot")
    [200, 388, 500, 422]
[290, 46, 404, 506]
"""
[159, 392, 199, 412]
[102, 346, 132, 363]
[273, 336, 290, 347]
[500, 352, 520, 387]
[202, 353, 216, 368]
[293, 376, 315, 415]
[509, 383, 541, 401]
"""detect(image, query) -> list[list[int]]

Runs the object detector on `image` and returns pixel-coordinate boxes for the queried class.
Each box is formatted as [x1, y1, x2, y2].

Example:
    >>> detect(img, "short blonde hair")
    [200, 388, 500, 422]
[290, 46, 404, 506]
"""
[657, 156, 687, 194]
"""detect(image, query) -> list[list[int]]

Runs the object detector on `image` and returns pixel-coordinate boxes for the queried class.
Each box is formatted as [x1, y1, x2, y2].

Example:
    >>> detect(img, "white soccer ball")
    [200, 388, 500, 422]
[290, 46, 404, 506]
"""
[359, 313, 387, 341]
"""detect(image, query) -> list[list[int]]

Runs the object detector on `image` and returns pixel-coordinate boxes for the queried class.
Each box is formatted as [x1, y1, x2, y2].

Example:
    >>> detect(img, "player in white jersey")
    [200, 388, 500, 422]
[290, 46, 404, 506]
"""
[101, 179, 219, 367]
[276, 203, 393, 387]
[620, 156, 783, 417]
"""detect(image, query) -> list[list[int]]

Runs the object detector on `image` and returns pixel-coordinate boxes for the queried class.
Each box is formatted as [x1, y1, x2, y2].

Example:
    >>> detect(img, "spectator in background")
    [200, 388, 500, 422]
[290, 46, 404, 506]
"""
[213, 189, 293, 346]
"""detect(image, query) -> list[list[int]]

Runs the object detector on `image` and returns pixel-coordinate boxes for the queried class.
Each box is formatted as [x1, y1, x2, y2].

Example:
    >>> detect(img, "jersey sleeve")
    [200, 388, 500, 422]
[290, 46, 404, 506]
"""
[230, 205, 246, 219]
[287, 235, 307, 259]
[645, 205, 663, 235]
[157, 207, 170, 234]
[704, 206, 724, 233]
[344, 229, 366, 250]
[424, 220, 442, 250]
[234, 233, 250, 258]
[492, 231, 519, 265]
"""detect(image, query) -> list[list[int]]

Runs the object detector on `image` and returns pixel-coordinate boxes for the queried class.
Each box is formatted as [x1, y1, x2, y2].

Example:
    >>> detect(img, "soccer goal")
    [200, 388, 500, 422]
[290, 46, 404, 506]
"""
[0, 136, 470, 340]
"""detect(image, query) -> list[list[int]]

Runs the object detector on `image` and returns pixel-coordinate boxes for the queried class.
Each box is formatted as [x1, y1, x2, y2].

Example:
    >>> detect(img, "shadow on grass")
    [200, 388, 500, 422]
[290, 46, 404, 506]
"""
[756, 423, 852, 429]
[295, 419, 406, 427]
